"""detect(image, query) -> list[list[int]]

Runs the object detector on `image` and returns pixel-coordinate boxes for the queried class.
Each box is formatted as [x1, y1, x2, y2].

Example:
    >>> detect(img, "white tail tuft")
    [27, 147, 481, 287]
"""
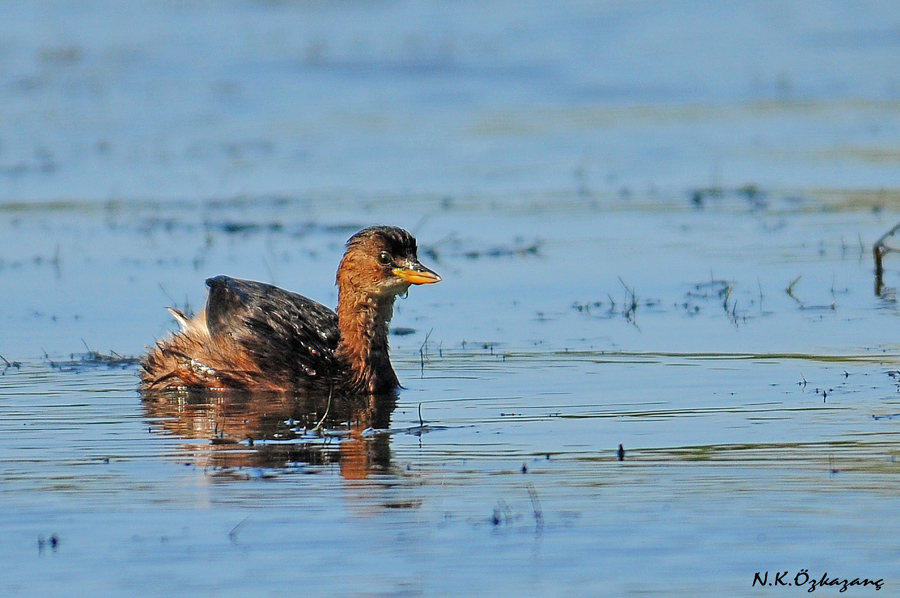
[166, 307, 192, 332]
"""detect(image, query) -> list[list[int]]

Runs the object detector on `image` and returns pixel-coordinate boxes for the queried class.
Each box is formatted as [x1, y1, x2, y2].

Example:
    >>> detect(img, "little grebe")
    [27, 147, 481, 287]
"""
[140, 226, 440, 394]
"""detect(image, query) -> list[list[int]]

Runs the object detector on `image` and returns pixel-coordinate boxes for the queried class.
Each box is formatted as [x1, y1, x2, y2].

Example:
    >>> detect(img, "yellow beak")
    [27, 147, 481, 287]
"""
[393, 263, 442, 285]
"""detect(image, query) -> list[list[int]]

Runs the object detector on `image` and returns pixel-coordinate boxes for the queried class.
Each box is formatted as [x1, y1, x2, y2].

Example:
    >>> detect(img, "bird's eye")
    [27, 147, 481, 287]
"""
[378, 251, 392, 265]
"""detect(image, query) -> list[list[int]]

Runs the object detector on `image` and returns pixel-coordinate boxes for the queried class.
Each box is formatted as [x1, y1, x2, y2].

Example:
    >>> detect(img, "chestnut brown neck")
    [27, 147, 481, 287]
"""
[335, 285, 400, 394]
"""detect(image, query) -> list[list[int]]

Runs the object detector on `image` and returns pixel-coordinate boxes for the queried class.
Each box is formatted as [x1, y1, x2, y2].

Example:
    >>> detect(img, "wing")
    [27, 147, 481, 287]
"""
[205, 276, 342, 387]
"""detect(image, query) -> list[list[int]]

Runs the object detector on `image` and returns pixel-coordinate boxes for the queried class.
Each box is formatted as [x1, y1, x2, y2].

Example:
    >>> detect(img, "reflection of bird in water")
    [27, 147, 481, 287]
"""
[140, 226, 440, 394]
[142, 390, 392, 479]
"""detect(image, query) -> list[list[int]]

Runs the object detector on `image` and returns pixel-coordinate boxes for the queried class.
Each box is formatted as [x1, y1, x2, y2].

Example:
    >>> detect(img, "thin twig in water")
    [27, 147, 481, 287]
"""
[785, 275, 836, 311]
[721, 283, 740, 326]
[873, 221, 900, 296]
[157, 283, 179, 311]
[263, 256, 277, 287]
[41, 348, 57, 368]
[0, 353, 19, 372]
[784, 274, 803, 308]
[526, 483, 544, 530]
[786, 275, 803, 305]
[757, 278, 764, 315]
[830, 273, 837, 309]
[492, 500, 513, 526]
[229, 516, 250, 543]
[419, 329, 433, 378]
[313, 383, 334, 432]
[618, 277, 639, 326]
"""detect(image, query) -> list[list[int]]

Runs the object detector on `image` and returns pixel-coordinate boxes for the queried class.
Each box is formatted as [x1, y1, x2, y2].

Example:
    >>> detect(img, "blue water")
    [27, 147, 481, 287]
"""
[2, 1, 900, 203]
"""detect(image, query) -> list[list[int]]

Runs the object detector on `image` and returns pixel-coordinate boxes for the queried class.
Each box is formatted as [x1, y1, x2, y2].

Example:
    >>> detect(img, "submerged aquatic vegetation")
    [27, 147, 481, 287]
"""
[0, 354, 22, 373]
[39, 344, 140, 372]
[419, 233, 543, 263]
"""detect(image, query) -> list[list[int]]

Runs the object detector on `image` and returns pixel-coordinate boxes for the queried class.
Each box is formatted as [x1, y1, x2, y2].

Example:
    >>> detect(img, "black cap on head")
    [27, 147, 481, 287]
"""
[348, 226, 417, 257]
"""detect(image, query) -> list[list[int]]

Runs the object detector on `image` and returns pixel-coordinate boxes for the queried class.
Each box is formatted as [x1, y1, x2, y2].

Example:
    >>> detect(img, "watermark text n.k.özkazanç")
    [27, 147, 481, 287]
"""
[753, 570, 883, 592]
